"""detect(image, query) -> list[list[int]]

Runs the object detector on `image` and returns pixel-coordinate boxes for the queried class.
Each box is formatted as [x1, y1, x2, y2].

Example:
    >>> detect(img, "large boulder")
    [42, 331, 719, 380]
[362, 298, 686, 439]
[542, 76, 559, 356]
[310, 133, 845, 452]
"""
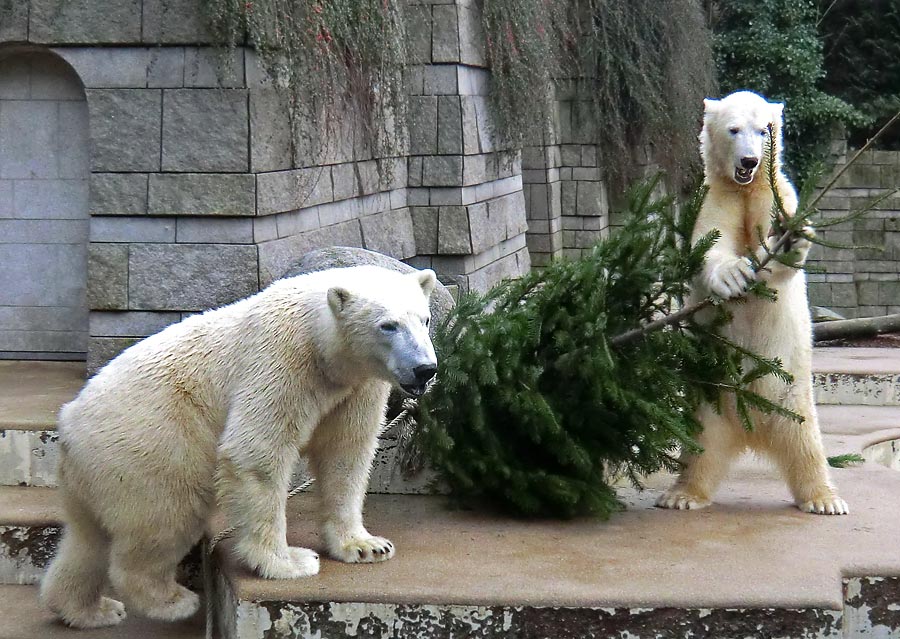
[280, 246, 455, 334]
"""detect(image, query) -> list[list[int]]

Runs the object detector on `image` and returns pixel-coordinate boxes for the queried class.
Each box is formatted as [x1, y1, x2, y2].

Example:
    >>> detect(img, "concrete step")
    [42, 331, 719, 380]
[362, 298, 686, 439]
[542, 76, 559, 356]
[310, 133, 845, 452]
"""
[813, 347, 900, 406]
[0, 584, 204, 639]
[0, 487, 60, 585]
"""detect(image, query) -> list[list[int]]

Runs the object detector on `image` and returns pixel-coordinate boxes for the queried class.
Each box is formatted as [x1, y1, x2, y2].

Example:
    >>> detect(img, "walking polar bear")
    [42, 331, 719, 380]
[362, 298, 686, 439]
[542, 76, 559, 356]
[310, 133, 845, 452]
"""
[657, 90, 848, 515]
[41, 265, 439, 628]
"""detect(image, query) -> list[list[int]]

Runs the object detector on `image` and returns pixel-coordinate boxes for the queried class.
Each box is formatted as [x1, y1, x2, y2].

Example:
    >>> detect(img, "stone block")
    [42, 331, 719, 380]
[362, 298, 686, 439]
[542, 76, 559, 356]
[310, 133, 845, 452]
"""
[257, 220, 364, 286]
[411, 207, 439, 254]
[176, 218, 254, 244]
[561, 145, 581, 167]
[90, 217, 176, 243]
[184, 48, 245, 88]
[87, 336, 141, 373]
[438, 97, 463, 155]
[577, 181, 606, 217]
[87, 89, 161, 172]
[460, 98, 480, 155]
[423, 66, 457, 95]
[87, 243, 128, 310]
[432, 6, 460, 62]
[148, 48, 185, 88]
[472, 96, 494, 153]
[0, 101, 57, 179]
[438, 206, 471, 254]
[57, 101, 90, 179]
[423, 156, 463, 187]
[360, 208, 417, 259]
[332, 163, 360, 202]
[54, 48, 148, 88]
[148, 173, 255, 216]
[408, 97, 438, 155]
[257, 167, 334, 216]
[407, 5, 433, 64]
[467, 201, 502, 253]
[457, 66, 490, 96]
[457, 5, 486, 66]
[90, 173, 148, 216]
[0, 2, 27, 40]
[11, 178, 86, 220]
[408, 157, 424, 188]
[90, 311, 181, 337]
[128, 244, 258, 311]
[253, 216, 278, 243]
[162, 89, 249, 172]
[142, 0, 213, 44]
[249, 89, 292, 172]
[30, 0, 142, 43]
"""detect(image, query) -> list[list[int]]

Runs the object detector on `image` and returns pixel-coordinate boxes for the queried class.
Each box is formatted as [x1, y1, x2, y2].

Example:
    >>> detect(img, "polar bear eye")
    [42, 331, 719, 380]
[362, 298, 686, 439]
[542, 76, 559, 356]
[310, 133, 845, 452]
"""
[759, 128, 768, 136]
[729, 127, 739, 135]
[380, 321, 399, 333]
[425, 317, 431, 327]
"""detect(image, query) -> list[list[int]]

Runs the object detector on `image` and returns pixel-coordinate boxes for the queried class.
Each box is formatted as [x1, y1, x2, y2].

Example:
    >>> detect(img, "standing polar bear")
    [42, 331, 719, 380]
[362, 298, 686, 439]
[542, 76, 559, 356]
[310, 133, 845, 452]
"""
[41, 265, 438, 628]
[657, 90, 848, 515]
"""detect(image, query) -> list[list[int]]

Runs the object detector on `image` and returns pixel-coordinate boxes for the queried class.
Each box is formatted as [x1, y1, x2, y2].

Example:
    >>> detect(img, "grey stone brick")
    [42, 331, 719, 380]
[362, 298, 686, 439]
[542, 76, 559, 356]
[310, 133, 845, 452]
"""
[561, 145, 581, 167]
[561, 182, 576, 215]
[332, 163, 360, 202]
[407, 5, 433, 64]
[30, 0, 142, 43]
[409, 96, 439, 155]
[411, 207, 439, 254]
[148, 48, 185, 88]
[472, 96, 494, 153]
[467, 201, 501, 253]
[360, 208, 417, 259]
[460, 98, 480, 155]
[457, 5, 487, 66]
[90, 310, 181, 337]
[54, 48, 148, 88]
[257, 167, 333, 216]
[258, 220, 364, 286]
[249, 89, 292, 172]
[162, 89, 249, 172]
[423, 66, 458, 95]
[432, 6, 460, 62]
[0, 100, 55, 179]
[438, 206, 471, 254]
[129, 244, 258, 311]
[88, 243, 128, 310]
[87, 337, 140, 375]
[0, 2, 27, 40]
[148, 173, 255, 216]
[253, 216, 279, 243]
[438, 97, 463, 155]
[90, 216, 176, 243]
[184, 48, 245, 88]
[142, 0, 213, 44]
[87, 89, 161, 172]
[90, 173, 148, 216]
[576, 181, 606, 217]
[423, 156, 463, 187]
[176, 217, 254, 244]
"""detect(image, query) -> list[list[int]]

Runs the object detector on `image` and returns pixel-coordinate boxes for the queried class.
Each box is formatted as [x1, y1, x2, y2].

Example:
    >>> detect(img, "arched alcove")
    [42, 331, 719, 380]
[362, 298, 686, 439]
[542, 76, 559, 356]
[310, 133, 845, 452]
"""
[0, 47, 89, 360]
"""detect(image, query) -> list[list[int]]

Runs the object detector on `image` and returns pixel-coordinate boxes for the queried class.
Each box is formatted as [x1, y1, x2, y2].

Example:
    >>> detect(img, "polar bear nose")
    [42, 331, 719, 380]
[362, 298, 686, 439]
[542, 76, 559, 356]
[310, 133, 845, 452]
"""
[413, 364, 437, 384]
[740, 156, 759, 169]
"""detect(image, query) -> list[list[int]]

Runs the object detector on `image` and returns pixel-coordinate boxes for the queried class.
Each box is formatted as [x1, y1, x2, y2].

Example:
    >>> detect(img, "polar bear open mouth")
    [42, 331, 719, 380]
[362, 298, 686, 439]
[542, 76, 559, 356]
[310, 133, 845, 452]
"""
[733, 166, 755, 185]
[400, 382, 429, 398]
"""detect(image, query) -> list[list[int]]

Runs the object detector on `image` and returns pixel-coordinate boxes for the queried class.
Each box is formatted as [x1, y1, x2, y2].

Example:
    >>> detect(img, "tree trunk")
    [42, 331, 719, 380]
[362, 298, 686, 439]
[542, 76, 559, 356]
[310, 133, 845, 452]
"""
[813, 313, 900, 342]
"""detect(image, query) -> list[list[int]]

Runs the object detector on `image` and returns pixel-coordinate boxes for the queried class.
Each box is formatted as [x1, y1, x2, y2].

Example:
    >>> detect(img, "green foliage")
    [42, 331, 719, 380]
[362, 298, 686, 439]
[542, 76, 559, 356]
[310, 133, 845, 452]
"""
[827, 453, 865, 468]
[820, 0, 900, 149]
[483, 0, 717, 187]
[708, 0, 865, 183]
[205, 0, 407, 166]
[416, 176, 797, 518]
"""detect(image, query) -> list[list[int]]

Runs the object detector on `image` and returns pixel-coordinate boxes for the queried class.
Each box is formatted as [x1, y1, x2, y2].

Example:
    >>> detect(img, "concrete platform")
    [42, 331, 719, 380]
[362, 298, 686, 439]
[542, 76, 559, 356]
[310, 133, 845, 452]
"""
[0, 361, 84, 431]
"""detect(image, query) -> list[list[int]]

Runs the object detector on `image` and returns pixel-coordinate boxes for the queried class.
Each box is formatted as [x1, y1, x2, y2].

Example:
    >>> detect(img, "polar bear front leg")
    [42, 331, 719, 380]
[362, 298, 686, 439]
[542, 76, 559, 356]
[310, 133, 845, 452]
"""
[307, 383, 395, 564]
[217, 409, 320, 579]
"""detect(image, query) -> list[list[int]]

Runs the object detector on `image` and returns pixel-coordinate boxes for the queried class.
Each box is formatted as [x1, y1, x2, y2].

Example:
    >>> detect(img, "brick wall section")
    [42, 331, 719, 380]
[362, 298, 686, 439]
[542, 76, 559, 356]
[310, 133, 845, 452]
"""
[2, 0, 531, 370]
[807, 141, 900, 319]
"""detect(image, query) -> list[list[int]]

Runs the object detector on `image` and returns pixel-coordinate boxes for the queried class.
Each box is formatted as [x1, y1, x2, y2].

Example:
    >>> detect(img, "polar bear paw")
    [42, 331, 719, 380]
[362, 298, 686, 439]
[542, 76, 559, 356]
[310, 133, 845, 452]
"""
[255, 547, 320, 580]
[335, 535, 395, 564]
[707, 257, 756, 299]
[656, 489, 711, 511]
[144, 585, 200, 621]
[798, 493, 849, 515]
[62, 596, 127, 629]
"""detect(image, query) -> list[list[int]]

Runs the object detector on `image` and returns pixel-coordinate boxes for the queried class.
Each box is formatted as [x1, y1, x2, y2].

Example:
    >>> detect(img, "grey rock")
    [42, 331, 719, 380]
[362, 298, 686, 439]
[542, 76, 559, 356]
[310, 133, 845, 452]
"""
[257, 220, 364, 286]
[87, 89, 161, 172]
[30, 0, 142, 44]
[90, 173, 148, 216]
[162, 89, 249, 172]
[87, 243, 128, 310]
[128, 243, 258, 311]
[148, 173, 255, 216]
[810, 306, 847, 323]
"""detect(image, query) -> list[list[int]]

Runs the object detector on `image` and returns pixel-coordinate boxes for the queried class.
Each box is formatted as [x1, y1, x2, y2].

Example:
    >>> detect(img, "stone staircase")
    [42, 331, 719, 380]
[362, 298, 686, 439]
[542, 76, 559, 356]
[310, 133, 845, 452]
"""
[1, 350, 898, 638]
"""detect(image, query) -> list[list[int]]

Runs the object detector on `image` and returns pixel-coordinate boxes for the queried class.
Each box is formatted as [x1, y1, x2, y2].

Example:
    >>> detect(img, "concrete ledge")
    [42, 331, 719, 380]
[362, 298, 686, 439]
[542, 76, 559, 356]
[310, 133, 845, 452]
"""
[0, 361, 83, 430]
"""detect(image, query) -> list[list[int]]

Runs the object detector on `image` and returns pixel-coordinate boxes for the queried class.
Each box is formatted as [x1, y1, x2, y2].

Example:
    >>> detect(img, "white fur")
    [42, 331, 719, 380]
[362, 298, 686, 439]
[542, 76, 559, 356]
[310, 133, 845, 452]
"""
[41, 265, 437, 627]
[657, 91, 847, 516]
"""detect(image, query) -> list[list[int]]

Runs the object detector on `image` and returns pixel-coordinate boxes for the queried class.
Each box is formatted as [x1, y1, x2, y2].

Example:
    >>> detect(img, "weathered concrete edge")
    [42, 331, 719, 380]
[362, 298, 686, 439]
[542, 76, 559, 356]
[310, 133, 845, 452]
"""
[814, 373, 900, 406]
[0, 525, 60, 585]
[0, 430, 59, 487]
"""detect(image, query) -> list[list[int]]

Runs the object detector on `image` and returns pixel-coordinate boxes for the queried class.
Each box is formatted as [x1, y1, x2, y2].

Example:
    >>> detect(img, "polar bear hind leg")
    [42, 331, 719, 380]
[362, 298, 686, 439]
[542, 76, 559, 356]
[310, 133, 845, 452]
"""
[41, 491, 125, 628]
[656, 402, 747, 510]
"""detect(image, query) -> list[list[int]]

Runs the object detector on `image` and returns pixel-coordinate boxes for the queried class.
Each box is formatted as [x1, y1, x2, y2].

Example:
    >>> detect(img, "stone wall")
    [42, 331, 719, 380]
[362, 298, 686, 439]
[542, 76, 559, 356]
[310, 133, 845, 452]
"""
[807, 141, 900, 319]
[0, 0, 530, 371]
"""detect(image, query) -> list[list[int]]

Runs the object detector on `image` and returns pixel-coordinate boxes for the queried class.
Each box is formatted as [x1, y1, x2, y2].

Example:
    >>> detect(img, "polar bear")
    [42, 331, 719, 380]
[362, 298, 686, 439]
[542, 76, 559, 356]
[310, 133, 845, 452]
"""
[41, 265, 438, 628]
[656, 90, 848, 516]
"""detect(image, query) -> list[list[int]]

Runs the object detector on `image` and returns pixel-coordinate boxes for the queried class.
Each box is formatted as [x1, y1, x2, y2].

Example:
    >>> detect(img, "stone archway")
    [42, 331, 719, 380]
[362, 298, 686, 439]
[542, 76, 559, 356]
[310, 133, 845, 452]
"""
[0, 48, 89, 360]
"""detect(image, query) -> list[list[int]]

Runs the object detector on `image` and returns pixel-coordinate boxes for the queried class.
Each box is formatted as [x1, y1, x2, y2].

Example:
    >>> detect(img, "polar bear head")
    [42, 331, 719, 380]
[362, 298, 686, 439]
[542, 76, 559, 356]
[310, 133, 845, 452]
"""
[327, 267, 438, 397]
[700, 90, 785, 187]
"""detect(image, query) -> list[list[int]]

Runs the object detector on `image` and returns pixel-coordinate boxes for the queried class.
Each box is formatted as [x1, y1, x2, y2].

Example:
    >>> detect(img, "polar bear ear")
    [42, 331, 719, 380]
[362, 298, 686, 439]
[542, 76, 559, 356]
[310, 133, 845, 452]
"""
[703, 98, 720, 114]
[327, 287, 352, 315]
[414, 269, 437, 299]
[770, 101, 785, 120]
